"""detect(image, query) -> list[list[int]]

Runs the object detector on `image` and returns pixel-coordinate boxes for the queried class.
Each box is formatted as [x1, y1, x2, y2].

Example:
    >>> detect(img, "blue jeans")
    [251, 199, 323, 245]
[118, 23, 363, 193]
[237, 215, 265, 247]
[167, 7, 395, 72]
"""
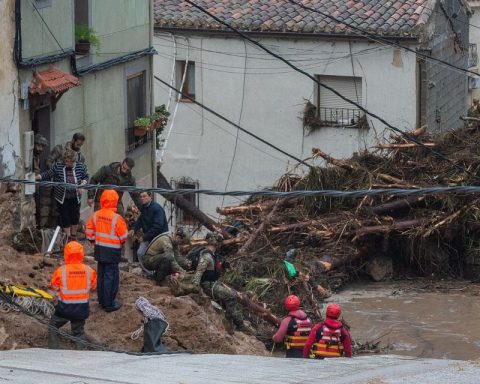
[97, 262, 119, 308]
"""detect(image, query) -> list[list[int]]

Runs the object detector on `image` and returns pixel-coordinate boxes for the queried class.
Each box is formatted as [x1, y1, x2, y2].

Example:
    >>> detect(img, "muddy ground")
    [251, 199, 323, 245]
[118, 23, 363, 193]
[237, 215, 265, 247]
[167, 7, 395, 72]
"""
[0, 191, 267, 354]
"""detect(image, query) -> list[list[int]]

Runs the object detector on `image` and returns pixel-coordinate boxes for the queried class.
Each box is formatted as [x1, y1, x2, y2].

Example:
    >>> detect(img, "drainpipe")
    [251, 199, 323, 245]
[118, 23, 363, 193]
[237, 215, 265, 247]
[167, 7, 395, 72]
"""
[149, 0, 157, 194]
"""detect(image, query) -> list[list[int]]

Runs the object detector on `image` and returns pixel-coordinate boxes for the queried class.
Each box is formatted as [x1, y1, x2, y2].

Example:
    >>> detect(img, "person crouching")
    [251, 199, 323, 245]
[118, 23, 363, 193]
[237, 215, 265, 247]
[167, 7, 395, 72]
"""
[48, 241, 97, 349]
[272, 295, 312, 358]
[303, 303, 352, 359]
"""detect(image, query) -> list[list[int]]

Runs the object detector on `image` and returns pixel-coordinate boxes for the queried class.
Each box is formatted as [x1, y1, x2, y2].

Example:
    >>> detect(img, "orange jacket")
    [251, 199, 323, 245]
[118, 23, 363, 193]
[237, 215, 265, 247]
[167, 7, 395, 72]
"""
[50, 241, 97, 304]
[85, 189, 128, 262]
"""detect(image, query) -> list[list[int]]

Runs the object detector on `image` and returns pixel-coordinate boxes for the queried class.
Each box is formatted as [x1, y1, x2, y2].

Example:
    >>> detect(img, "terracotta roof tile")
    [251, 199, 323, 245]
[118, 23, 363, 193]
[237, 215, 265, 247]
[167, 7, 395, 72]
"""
[29, 67, 80, 95]
[154, 0, 437, 37]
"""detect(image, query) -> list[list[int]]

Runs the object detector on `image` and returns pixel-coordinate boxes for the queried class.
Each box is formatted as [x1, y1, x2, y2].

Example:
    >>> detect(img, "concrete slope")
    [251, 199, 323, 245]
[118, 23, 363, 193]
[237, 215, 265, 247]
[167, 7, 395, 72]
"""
[0, 349, 479, 383]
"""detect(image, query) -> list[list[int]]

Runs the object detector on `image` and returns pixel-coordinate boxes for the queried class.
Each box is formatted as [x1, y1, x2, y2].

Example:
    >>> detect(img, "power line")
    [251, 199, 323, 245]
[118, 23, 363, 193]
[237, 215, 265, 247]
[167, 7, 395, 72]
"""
[181, 0, 478, 180]
[154, 75, 313, 168]
[286, 0, 478, 78]
[3, 177, 480, 198]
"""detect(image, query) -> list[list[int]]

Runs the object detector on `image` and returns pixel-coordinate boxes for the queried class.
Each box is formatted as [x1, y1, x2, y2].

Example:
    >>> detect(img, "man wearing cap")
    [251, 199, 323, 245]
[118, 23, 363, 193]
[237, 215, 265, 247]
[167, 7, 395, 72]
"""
[33, 134, 52, 228]
[139, 227, 190, 283]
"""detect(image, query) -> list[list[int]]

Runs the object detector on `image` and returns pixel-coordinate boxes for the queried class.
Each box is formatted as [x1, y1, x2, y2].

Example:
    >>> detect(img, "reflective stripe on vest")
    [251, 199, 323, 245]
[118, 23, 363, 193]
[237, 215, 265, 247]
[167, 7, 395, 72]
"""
[284, 317, 312, 349]
[311, 324, 344, 358]
[92, 212, 122, 249]
[59, 265, 91, 304]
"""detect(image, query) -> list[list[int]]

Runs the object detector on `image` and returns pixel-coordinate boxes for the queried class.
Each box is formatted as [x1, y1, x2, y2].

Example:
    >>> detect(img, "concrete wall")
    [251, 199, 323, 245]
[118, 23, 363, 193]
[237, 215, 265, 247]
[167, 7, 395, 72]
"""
[88, 0, 151, 66]
[469, 1, 480, 102]
[20, 0, 74, 59]
[422, 0, 469, 132]
[153, 33, 418, 220]
[0, 0, 20, 178]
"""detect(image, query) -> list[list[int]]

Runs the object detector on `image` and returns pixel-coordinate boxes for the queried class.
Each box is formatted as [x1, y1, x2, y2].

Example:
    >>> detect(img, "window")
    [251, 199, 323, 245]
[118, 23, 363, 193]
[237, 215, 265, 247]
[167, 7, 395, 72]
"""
[176, 61, 195, 101]
[126, 72, 151, 151]
[315, 75, 364, 127]
[35, 0, 52, 9]
[172, 178, 199, 225]
[469, 43, 478, 68]
[74, 0, 89, 26]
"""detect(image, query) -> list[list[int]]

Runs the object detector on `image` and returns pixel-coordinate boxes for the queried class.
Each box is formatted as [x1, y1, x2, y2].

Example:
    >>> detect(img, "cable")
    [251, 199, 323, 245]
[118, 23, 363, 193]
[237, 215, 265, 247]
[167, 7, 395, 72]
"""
[4, 176, 480, 198]
[286, 0, 478, 78]
[30, 0, 66, 54]
[154, 75, 313, 168]
[221, 40, 248, 208]
[154, 80, 288, 164]
[181, 0, 479, 180]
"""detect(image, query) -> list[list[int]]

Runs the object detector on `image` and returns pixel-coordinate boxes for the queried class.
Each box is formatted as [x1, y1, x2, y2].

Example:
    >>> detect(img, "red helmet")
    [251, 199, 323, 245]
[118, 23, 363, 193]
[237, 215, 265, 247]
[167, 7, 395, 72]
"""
[284, 295, 300, 311]
[326, 303, 342, 319]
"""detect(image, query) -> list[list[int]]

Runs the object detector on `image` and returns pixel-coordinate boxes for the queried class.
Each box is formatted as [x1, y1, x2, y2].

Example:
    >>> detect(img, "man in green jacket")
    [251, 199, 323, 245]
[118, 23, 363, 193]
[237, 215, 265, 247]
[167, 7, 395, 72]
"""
[87, 157, 140, 216]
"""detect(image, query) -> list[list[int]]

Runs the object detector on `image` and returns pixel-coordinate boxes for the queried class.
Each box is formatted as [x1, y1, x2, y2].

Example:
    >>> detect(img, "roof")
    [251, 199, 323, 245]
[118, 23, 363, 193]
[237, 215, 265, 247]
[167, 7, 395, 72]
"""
[29, 67, 81, 96]
[153, 0, 438, 37]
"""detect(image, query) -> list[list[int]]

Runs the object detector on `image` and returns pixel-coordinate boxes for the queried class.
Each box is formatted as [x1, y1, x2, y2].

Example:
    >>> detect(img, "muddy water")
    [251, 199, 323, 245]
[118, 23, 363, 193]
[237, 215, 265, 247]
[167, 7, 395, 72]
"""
[330, 282, 480, 360]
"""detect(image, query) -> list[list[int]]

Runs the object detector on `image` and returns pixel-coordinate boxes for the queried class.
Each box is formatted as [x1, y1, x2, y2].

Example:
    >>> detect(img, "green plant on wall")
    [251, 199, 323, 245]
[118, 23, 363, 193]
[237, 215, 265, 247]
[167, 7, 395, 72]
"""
[133, 117, 152, 128]
[75, 24, 100, 52]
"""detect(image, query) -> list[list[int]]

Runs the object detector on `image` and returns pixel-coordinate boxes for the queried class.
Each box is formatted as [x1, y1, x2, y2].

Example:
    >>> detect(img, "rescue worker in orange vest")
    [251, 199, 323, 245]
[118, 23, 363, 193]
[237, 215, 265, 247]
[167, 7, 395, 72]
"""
[303, 303, 352, 358]
[48, 241, 97, 349]
[272, 295, 312, 358]
[85, 189, 128, 312]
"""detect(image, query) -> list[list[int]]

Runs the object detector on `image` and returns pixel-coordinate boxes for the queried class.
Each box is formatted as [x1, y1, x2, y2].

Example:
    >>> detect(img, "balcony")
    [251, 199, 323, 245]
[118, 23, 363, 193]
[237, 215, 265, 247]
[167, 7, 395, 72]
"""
[317, 107, 367, 128]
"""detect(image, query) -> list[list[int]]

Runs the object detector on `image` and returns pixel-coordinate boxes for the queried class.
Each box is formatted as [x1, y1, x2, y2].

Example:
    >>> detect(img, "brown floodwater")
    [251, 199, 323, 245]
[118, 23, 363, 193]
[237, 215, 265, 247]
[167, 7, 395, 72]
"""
[330, 281, 480, 361]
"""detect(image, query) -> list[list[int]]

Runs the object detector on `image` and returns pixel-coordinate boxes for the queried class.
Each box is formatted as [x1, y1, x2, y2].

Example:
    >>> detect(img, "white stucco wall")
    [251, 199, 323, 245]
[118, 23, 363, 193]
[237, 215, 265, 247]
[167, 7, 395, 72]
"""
[0, 0, 20, 178]
[153, 33, 418, 220]
[469, 2, 480, 101]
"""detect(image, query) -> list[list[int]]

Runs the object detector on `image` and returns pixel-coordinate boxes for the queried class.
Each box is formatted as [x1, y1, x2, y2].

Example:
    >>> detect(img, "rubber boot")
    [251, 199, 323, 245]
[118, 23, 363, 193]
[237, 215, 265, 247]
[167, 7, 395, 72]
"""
[48, 329, 60, 349]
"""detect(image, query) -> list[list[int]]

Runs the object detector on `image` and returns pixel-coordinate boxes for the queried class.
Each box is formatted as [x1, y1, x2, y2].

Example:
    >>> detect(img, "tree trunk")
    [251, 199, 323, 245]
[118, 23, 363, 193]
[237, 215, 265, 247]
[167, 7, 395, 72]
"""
[157, 169, 232, 239]
[371, 196, 425, 216]
[217, 197, 298, 215]
[354, 219, 426, 237]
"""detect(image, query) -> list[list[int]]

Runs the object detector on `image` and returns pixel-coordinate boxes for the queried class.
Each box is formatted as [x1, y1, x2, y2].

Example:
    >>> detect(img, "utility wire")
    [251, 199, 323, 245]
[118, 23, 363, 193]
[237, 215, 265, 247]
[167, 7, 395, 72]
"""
[182, 0, 478, 180]
[154, 75, 313, 168]
[3, 176, 480, 198]
[286, 0, 478, 77]
[31, 0, 66, 53]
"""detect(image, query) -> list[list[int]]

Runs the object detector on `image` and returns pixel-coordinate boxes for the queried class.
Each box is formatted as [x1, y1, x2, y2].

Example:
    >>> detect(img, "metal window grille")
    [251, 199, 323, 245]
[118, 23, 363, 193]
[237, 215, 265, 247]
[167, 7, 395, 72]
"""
[469, 43, 478, 68]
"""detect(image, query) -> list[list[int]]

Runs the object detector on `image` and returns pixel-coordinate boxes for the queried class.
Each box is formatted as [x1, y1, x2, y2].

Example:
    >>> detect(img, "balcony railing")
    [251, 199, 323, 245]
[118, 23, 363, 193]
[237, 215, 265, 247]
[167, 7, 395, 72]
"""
[125, 127, 153, 152]
[318, 107, 367, 128]
[469, 43, 478, 68]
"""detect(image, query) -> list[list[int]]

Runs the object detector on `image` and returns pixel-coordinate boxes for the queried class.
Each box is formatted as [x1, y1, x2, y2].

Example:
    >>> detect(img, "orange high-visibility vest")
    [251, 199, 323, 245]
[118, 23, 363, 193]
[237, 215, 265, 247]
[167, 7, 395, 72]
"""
[85, 209, 128, 249]
[53, 264, 95, 304]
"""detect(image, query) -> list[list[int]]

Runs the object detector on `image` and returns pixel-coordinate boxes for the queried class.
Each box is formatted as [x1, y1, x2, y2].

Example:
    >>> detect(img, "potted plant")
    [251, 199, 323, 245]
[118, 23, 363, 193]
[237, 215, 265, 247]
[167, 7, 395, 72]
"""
[133, 117, 152, 137]
[150, 105, 170, 133]
[75, 24, 100, 54]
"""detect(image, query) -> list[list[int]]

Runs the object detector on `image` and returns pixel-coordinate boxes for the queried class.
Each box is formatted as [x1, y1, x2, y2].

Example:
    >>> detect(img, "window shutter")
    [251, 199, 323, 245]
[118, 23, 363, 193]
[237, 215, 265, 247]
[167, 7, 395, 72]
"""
[319, 76, 362, 109]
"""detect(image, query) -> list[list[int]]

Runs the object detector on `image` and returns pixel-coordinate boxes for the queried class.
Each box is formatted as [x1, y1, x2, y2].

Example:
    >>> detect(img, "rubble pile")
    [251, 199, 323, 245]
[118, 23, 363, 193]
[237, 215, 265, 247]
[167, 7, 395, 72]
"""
[217, 124, 480, 319]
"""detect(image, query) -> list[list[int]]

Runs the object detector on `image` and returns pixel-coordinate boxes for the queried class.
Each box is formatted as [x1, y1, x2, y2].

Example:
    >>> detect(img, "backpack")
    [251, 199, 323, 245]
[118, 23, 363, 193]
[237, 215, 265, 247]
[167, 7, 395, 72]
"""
[187, 246, 222, 282]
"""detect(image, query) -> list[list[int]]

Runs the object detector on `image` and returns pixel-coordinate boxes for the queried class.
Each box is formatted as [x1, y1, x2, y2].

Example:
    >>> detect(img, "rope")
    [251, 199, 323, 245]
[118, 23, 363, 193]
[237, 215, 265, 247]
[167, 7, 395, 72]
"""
[134, 296, 169, 327]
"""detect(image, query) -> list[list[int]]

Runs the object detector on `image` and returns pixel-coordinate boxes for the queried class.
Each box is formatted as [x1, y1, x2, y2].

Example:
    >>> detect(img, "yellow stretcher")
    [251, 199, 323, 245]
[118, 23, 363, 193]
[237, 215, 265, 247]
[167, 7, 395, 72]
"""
[0, 283, 53, 300]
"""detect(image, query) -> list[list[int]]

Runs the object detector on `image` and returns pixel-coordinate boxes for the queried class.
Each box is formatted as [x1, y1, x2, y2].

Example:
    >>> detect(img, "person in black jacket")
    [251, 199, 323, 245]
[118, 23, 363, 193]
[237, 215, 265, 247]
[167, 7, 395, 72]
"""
[36, 148, 89, 240]
[129, 191, 168, 260]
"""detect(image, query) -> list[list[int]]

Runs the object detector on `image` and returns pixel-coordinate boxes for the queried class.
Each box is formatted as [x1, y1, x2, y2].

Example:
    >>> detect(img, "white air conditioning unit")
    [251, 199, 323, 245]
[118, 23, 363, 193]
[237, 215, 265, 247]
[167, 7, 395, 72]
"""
[24, 131, 34, 171]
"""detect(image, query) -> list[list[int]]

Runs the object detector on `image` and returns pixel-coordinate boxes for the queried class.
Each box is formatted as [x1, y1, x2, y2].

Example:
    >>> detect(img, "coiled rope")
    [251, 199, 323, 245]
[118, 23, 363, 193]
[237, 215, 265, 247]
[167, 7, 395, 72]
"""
[131, 296, 169, 340]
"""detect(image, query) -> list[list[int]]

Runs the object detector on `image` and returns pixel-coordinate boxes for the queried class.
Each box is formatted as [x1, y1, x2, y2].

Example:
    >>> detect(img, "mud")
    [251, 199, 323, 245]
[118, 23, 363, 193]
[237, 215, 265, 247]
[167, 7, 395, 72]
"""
[332, 281, 480, 360]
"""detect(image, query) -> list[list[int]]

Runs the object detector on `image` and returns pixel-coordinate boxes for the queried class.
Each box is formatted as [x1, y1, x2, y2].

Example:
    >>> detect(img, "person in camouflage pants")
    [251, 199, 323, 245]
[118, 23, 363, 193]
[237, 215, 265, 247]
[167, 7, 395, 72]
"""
[141, 228, 190, 283]
[191, 233, 254, 335]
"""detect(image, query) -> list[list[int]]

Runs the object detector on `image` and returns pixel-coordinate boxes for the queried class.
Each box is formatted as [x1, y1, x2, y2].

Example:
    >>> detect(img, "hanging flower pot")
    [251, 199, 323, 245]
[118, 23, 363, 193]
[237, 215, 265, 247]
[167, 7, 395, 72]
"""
[133, 117, 151, 137]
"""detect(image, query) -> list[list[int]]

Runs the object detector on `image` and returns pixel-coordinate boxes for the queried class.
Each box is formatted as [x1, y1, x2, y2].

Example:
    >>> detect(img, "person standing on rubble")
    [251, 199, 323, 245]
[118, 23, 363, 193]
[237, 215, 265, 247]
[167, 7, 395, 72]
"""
[36, 148, 89, 240]
[303, 303, 352, 359]
[85, 189, 128, 312]
[129, 191, 168, 261]
[138, 227, 191, 283]
[32, 134, 50, 227]
[186, 232, 255, 335]
[48, 132, 86, 167]
[87, 158, 140, 216]
[48, 241, 97, 350]
[272, 295, 312, 358]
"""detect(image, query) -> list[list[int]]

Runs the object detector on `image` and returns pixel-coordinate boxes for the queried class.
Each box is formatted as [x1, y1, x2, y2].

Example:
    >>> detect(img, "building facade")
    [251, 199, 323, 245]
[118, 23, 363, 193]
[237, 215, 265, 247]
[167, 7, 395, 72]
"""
[153, 0, 470, 222]
[2, 0, 156, 228]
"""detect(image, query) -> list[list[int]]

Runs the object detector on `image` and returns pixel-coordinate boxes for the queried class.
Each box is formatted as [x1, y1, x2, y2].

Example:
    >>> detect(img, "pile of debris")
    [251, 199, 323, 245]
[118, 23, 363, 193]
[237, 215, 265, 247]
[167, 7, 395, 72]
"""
[212, 124, 480, 319]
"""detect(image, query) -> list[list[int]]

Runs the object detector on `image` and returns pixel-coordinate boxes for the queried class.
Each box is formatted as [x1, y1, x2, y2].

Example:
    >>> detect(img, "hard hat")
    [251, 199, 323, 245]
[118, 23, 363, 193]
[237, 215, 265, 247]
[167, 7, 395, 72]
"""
[34, 134, 48, 147]
[205, 232, 224, 245]
[284, 295, 300, 311]
[326, 303, 342, 319]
